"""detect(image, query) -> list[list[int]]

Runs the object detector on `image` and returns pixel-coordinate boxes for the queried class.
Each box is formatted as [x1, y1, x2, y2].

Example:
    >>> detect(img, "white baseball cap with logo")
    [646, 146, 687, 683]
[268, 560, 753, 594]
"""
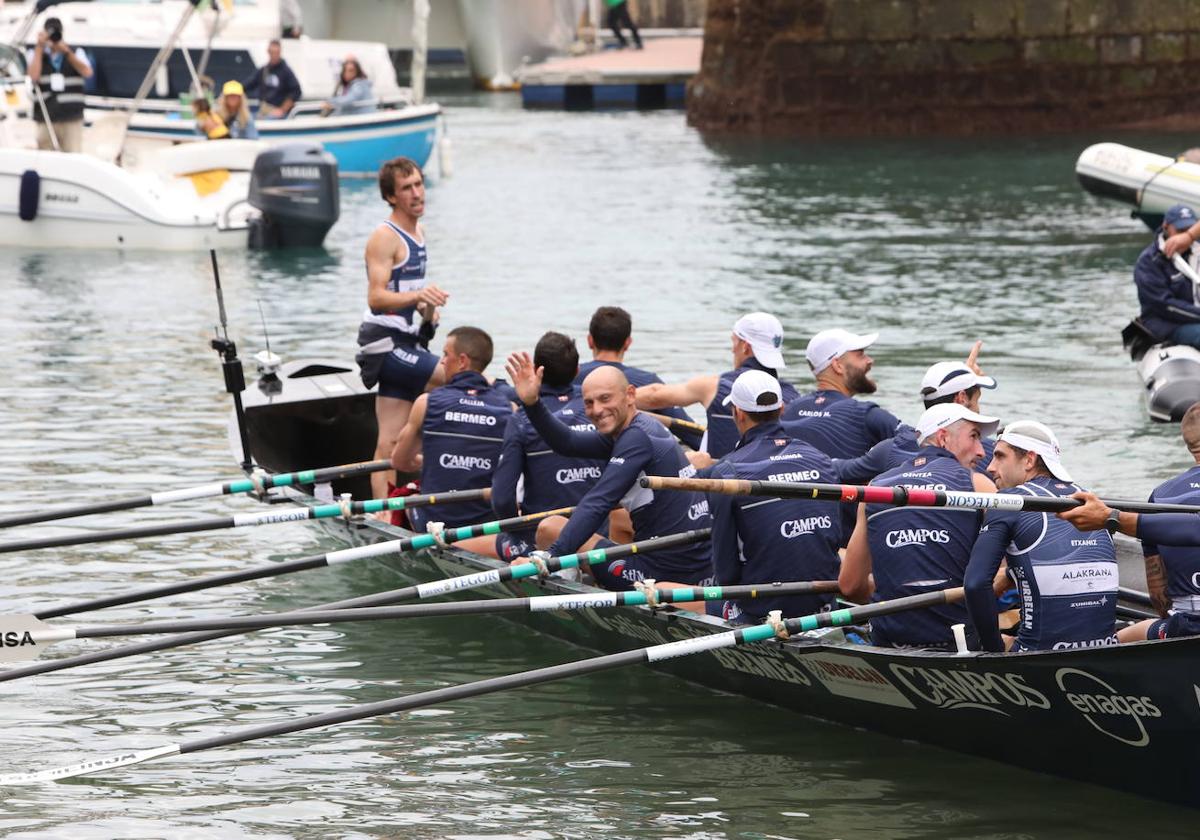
[733, 312, 786, 369]
[805, 328, 878, 374]
[722, 369, 783, 412]
[997, 420, 1073, 482]
[915, 403, 1000, 444]
[920, 361, 997, 401]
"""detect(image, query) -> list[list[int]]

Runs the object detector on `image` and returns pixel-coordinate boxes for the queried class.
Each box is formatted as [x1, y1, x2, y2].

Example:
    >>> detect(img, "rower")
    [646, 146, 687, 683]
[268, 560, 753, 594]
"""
[505, 352, 713, 591]
[965, 421, 1119, 652]
[491, 331, 604, 561]
[574, 306, 702, 449]
[836, 345, 998, 483]
[1059, 403, 1200, 642]
[707, 370, 841, 623]
[635, 312, 798, 460]
[391, 327, 512, 556]
[784, 328, 901, 459]
[840, 403, 999, 650]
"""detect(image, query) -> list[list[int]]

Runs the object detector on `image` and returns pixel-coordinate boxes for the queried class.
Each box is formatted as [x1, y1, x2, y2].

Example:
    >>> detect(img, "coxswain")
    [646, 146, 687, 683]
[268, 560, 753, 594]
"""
[356, 157, 449, 500]
[505, 353, 713, 591]
[635, 312, 798, 460]
[783, 328, 901, 459]
[574, 306, 702, 449]
[965, 421, 1119, 652]
[391, 327, 512, 556]
[1058, 403, 1200, 642]
[491, 332, 604, 560]
[707, 370, 841, 623]
[840, 403, 999, 650]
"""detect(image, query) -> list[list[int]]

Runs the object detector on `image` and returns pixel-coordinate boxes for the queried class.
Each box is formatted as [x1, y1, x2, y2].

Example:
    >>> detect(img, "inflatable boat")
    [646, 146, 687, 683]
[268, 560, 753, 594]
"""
[1076, 142, 1200, 230]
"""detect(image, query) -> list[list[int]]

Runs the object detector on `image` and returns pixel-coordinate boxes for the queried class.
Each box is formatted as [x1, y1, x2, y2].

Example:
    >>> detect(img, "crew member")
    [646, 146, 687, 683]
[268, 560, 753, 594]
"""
[28, 17, 93, 153]
[965, 421, 1119, 652]
[505, 353, 713, 590]
[636, 312, 798, 460]
[391, 326, 512, 555]
[708, 370, 841, 623]
[836, 345, 998, 483]
[1133, 204, 1200, 352]
[1059, 403, 1200, 642]
[783, 328, 901, 459]
[840, 403, 999, 649]
[574, 306, 701, 450]
[356, 158, 449, 500]
[242, 39, 301, 118]
[491, 331, 604, 560]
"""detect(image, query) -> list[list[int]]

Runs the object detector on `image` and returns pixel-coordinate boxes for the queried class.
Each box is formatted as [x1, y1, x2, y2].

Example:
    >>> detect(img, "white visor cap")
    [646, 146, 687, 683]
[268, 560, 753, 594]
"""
[920, 361, 997, 401]
[998, 420, 1073, 483]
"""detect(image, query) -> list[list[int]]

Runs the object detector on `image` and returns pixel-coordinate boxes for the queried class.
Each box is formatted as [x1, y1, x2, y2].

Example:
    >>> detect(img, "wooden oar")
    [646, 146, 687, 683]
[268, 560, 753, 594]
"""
[0, 579, 837, 662]
[34, 506, 575, 619]
[0, 489, 489, 555]
[0, 529, 709, 683]
[645, 412, 706, 435]
[0, 587, 956, 785]
[0, 460, 394, 530]
[642, 476, 1200, 516]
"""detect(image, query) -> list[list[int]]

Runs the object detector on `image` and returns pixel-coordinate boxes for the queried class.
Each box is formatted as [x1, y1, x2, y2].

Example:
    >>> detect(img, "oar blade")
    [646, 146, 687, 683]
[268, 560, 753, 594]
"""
[0, 744, 181, 785]
[0, 616, 73, 663]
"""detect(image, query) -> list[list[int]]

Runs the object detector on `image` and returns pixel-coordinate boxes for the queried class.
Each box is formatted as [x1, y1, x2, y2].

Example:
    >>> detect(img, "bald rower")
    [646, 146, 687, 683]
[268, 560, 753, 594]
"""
[505, 353, 713, 591]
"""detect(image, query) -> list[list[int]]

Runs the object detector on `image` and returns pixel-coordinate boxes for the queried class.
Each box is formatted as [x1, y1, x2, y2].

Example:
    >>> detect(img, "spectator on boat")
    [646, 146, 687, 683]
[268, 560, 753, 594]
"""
[321, 57, 374, 117]
[1133, 204, 1200, 352]
[357, 157, 448, 502]
[28, 17, 93, 153]
[390, 326, 512, 556]
[841, 403, 999, 650]
[216, 81, 258, 139]
[965, 421, 1119, 652]
[605, 0, 643, 50]
[1059, 403, 1200, 642]
[576, 306, 701, 451]
[280, 0, 303, 38]
[836, 343, 998, 484]
[707, 370, 841, 624]
[635, 312, 798, 460]
[191, 97, 229, 140]
[491, 331, 604, 561]
[505, 352, 714, 591]
[242, 39, 301, 119]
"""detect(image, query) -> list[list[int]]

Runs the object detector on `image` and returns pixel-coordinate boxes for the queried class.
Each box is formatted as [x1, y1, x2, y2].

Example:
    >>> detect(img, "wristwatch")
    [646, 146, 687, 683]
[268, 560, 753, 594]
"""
[1104, 509, 1121, 534]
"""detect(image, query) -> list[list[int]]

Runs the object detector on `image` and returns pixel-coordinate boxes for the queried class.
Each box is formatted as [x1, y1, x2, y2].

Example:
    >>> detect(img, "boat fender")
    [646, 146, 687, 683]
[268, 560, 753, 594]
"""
[18, 169, 39, 221]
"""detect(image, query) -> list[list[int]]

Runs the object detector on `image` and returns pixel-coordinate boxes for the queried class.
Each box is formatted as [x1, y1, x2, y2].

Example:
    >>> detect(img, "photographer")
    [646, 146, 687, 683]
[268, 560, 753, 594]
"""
[28, 17, 92, 153]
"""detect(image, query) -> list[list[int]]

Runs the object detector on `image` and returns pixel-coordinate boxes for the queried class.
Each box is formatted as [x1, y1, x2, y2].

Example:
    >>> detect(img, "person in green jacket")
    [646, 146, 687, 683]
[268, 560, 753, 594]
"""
[606, 0, 643, 50]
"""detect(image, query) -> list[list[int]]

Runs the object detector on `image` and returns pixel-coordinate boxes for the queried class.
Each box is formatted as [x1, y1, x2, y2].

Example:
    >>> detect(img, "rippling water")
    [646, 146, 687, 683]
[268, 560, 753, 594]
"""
[0, 92, 1197, 837]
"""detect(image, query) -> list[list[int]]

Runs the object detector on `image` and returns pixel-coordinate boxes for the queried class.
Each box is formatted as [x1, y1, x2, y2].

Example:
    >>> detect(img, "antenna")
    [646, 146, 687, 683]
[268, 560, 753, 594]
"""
[257, 299, 272, 356]
[207, 248, 253, 472]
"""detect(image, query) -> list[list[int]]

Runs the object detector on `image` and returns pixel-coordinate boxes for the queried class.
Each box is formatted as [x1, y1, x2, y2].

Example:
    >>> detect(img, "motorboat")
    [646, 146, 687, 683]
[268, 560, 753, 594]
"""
[1076, 142, 1200, 230]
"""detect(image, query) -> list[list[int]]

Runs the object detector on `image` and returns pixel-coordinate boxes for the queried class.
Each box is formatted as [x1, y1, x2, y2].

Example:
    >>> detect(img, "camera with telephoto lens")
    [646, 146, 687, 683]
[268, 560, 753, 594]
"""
[45, 21, 62, 43]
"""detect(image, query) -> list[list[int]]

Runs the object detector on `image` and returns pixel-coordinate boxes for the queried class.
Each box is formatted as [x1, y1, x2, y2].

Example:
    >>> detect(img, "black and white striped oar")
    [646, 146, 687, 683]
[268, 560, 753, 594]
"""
[0, 460, 393, 530]
[0, 587, 956, 785]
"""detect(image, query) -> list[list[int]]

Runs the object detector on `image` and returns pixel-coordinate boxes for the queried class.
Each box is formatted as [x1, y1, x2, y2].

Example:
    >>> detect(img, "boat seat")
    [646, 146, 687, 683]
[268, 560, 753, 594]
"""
[86, 112, 128, 165]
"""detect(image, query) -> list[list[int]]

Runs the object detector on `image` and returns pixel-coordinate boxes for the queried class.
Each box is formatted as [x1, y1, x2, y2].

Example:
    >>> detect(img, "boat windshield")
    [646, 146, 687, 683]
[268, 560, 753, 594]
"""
[0, 44, 26, 81]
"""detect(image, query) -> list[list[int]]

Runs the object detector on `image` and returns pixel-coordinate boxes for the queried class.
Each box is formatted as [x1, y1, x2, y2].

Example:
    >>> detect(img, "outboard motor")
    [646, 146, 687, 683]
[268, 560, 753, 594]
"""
[247, 143, 340, 249]
[1137, 344, 1200, 422]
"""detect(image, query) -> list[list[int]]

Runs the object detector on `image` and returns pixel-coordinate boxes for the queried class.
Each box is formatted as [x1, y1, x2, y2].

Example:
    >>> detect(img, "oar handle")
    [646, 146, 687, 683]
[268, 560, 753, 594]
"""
[785, 587, 965, 634]
[645, 412, 707, 434]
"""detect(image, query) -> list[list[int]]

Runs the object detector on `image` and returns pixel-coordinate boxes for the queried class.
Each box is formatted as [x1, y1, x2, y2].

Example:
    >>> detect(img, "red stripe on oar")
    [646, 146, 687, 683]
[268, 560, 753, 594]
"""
[861, 486, 896, 504]
[840, 486, 860, 502]
[905, 488, 940, 506]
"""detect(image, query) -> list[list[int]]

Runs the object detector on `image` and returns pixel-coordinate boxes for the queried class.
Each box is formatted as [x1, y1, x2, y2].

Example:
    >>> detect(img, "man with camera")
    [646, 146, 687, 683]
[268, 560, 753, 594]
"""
[28, 17, 93, 153]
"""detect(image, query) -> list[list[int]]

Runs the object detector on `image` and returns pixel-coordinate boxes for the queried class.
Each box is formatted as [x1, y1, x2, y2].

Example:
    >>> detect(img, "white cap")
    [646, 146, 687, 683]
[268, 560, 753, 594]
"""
[998, 420, 1073, 482]
[920, 361, 997, 401]
[806, 328, 878, 374]
[722, 369, 784, 412]
[915, 403, 1000, 444]
[733, 312, 786, 369]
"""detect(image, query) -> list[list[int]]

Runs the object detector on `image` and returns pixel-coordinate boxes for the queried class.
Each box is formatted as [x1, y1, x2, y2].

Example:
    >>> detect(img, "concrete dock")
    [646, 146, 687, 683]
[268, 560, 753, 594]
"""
[515, 37, 702, 109]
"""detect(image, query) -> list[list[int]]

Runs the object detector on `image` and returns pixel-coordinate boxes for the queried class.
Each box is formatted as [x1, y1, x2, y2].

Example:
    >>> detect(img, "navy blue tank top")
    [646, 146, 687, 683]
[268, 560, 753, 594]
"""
[705, 358, 799, 459]
[362, 221, 427, 336]
[1145, 465, 1200, 610]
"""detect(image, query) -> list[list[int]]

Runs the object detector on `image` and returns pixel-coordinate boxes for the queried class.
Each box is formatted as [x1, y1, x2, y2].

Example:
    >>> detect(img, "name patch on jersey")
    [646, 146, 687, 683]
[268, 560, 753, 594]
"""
[439, 453, 492, 471]
[885, 528, 951, 548]
[556, 467, 602, 484]
[445, 411, 497, 426]
[688, 500, 710, 521]
[780, 516, 833, 538]
[1032, 562, 1119, 597]
[768, 470, 821, 482]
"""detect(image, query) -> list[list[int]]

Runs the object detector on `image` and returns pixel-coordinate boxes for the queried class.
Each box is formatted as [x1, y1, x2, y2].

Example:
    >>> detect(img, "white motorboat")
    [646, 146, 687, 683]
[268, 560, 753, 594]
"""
[1076, 142, 1200, 229]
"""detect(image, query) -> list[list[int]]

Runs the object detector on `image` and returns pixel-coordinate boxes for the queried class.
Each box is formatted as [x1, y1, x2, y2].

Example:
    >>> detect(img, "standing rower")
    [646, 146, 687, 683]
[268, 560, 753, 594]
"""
[505, 352, 713, 591]
[707, 370, 841, 623]
[785, 328, 900, 459]
[965, 422, 1119, 652]
[635, 312, 798, 460]
[491, 332, 604, 560]
[391, 327, 512, 556]
[356, 157, 449, 500]
[840, 403, 998, 649]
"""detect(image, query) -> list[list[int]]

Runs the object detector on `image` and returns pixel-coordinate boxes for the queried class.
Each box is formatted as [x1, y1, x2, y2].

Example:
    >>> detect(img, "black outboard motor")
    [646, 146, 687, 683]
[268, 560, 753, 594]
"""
[247, 143, 340, 249]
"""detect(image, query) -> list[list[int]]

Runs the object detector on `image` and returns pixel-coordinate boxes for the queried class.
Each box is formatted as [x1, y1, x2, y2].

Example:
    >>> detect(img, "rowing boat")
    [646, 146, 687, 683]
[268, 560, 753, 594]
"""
[281, 487, 1196, 809]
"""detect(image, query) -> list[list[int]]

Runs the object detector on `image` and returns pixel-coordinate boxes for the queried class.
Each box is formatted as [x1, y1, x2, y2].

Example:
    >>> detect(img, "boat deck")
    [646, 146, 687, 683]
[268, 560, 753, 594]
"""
[516, 37, 702, 110]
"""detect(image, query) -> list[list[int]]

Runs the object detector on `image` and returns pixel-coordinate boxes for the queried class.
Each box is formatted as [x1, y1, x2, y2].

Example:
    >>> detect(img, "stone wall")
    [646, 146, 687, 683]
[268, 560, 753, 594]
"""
[688, 0, 1200, 135]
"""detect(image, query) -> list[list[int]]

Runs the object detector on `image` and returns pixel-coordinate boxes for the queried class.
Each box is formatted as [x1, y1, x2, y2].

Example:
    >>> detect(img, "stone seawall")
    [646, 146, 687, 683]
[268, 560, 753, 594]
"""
[688, 0, 1200, 135]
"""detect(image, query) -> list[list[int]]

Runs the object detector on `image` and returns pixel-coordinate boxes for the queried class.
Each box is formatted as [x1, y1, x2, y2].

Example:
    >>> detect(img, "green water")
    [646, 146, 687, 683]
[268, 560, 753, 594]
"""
[0, 91, 1196, 837]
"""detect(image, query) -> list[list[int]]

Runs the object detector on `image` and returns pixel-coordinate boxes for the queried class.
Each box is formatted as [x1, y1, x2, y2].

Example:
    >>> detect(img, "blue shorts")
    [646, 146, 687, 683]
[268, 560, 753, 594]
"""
[378, 341, 438, 401]
[496, 530, 535, 561]
[586, 538, 715, 592]
[1146, 611, 1200, 640]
